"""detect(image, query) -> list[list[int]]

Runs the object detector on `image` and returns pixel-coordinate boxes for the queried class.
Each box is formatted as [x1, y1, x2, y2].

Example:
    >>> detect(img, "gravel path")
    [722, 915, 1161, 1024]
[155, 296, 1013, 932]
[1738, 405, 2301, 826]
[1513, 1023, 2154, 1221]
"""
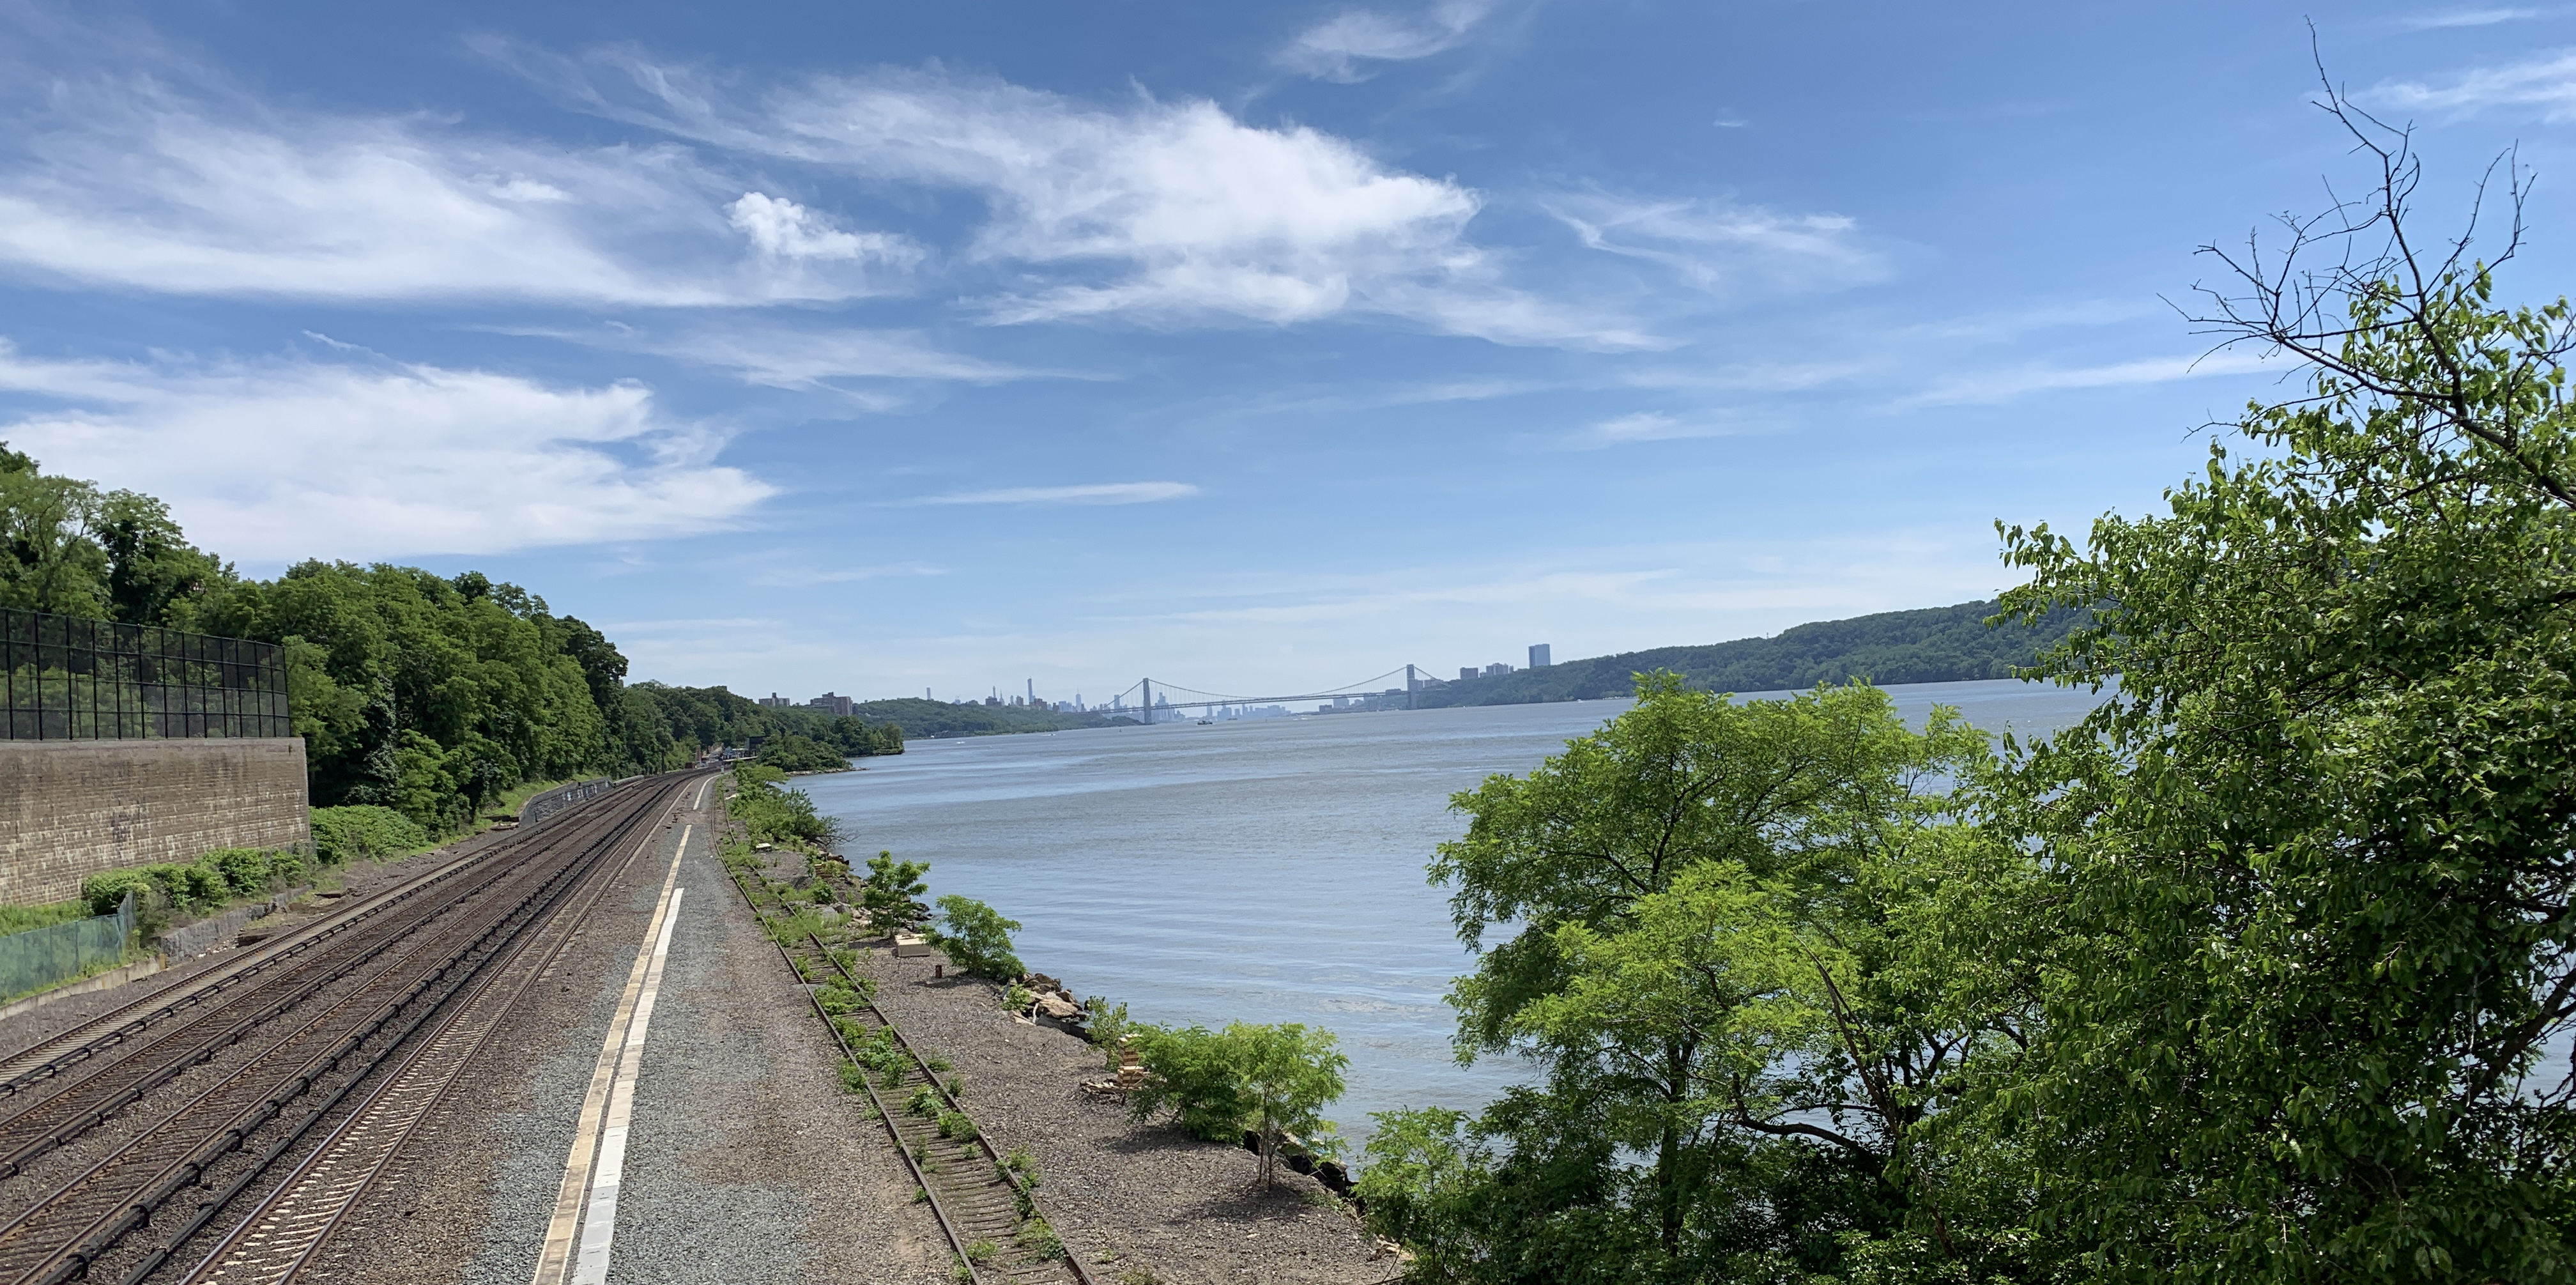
[862, 949, 1398, 1285]
[339, 788, 944, 1284]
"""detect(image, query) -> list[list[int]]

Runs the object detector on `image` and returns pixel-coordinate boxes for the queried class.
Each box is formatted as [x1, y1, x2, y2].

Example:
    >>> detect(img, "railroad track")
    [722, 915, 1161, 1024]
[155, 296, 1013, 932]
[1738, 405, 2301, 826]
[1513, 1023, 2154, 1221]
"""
[726, 859, 1093, 1285]
[0, 770, 705, 1285]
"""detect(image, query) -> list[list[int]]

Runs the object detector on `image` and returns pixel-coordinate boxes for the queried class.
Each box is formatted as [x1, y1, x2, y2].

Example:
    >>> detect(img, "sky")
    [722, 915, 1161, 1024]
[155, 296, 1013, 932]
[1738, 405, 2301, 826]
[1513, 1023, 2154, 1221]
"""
[1, 1, 2572, 704]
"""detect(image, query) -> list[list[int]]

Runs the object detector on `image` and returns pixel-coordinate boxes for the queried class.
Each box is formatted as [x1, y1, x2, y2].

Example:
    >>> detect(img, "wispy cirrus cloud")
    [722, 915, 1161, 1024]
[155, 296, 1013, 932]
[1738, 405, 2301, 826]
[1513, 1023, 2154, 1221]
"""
[1275, 0, 1499, 81]
[2398, 7, 2550, 29]
[1892, 350, 2278, 409]
[0, 339, 771, 562]
[1545, 191, 1885, 297]
[2368, 48, 2576, 119]
[0, 69, 921, 305]
[909, 482, 1201, 506]
[502, 49, 1657, 348]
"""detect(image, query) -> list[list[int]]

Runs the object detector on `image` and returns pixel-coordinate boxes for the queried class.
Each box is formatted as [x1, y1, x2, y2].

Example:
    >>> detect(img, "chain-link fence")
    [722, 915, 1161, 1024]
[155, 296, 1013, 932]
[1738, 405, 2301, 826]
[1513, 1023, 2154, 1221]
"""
[520, 777, 621, 826]
[0, 893, 136, 1003]
[1, 607, 291, 740]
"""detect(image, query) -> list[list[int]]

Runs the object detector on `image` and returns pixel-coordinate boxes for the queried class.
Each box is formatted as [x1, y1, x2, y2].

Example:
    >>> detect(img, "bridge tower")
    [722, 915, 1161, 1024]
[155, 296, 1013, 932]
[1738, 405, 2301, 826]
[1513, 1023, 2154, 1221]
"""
[1406, 663, 1417, 709]
[1140, 677, 1153, 725]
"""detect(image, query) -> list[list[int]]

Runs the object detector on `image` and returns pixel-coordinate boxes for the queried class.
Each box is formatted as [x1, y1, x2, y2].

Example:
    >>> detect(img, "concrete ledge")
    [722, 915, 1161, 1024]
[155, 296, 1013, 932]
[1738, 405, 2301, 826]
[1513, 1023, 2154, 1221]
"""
[0, 954, 166, 1024]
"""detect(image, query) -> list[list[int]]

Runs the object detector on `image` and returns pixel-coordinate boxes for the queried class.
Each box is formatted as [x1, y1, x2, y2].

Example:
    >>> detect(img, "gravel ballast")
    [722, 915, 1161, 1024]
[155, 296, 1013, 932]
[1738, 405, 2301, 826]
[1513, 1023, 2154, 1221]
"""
[858, 947, 1399, 1285]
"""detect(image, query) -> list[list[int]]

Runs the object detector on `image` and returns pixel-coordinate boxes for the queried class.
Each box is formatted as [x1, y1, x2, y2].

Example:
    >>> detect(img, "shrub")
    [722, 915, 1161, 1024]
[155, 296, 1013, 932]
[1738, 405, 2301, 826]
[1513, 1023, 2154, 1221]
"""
[937, 1109, 978, 1141]
[928, 895, 1023, 980]
[907, 1087, 941, 1118]
[309, 805, 429, 864]
[860, 852, 930, 932]
[80, 846, 310, 917]
[1131, 1021, 1348, 1188]
[1084, 996, 1131, 1070]
[1016, 1217, 1064, 1260]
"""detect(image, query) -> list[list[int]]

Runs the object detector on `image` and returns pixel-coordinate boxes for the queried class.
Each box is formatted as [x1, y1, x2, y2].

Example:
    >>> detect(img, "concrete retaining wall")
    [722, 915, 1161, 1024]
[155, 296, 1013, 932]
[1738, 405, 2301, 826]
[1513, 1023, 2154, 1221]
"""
[0, 739, 310, 906]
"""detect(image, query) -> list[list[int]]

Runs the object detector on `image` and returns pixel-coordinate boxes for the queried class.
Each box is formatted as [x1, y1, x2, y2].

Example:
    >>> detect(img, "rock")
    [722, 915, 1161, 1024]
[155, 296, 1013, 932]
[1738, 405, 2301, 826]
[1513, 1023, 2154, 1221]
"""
[1024, 971, 1063, 993]
[1033, 991, 1082, 1022]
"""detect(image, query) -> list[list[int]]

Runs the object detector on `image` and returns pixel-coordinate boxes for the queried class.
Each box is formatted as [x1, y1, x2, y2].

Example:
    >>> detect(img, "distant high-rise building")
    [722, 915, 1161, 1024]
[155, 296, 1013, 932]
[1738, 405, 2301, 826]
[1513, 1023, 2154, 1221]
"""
[1529, 643, 1552, 668]
[757, 692, 792, 709]
[1460, 667, 1477, 682]
[1484, 662, 1512, 677]
[805, 692, 855, 717]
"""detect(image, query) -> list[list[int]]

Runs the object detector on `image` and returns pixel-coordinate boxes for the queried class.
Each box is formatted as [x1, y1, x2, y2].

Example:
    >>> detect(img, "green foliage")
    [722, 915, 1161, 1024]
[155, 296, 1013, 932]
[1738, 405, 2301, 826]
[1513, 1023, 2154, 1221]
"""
[1130, 1020, 1348, 1186]
[0, 900, 92, 936]
[1004, 1144, 1041, 1185]
[728, 766, 834, 849]
[938, 1109, 979, 1141]
[1977, 150, 2576, 1281]
[928, 895, 1023, 980]
[1084, 995, 1131, 1070]
[861, 852, 930, 932]
[906, 1086, 940, 1118]
[835, 695, 1128, 739]
[1015, 1216, 1065, 1261]
[79, 845, 318, 917]
[1368, 675, 2009, 1281]
[308, 805, 429, 863]
[756, 733, 854, 773]
[0, 451, 228, 625]
[1411, 600, 2088, 709]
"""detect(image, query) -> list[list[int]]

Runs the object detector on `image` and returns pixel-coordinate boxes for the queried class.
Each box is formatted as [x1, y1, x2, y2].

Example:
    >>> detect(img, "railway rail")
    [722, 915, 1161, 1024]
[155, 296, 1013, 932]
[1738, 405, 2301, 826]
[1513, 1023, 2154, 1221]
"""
[726, 860, 1094, 1285]
[0, 769, 704, 1285]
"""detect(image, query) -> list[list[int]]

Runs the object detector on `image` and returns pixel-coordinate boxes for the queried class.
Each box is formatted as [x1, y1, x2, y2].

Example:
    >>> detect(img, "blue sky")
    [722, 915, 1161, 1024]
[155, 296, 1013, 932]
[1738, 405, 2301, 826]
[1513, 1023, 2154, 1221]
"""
[1, 1, 2571, 702]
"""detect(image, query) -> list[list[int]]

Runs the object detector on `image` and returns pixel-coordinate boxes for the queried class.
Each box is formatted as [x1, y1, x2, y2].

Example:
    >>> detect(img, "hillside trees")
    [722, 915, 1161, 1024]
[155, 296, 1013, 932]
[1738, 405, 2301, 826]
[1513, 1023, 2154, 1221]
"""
[1984, 100, 2576, 1281]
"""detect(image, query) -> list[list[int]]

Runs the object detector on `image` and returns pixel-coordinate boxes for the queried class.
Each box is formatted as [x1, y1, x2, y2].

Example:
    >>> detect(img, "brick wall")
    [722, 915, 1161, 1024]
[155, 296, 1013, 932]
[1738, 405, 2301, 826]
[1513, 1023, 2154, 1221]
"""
[0, 739, 311, 906]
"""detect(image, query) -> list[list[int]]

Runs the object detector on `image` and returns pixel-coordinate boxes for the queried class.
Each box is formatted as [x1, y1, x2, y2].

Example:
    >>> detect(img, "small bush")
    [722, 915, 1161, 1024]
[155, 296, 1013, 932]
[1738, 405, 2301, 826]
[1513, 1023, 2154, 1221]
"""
[309, 805, 429, 864]
[838, 1061, 870, 1094]
[937, 1109, 978, 1141]
[860, 852, 930, 932]
[929, 895, 1023, 980]
[912, 1185, 930, 1204]
[907, 1087, 941, 1118]
[1085, 996, 1131, 1070]
[1004, 1144, 1041, 1187]
[963, 1238, 999, 1265]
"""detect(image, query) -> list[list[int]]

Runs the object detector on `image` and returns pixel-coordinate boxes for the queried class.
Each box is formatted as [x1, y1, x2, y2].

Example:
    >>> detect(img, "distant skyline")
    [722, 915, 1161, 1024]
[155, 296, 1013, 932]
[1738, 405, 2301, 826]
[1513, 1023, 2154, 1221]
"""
[3, 3, 2573, 698]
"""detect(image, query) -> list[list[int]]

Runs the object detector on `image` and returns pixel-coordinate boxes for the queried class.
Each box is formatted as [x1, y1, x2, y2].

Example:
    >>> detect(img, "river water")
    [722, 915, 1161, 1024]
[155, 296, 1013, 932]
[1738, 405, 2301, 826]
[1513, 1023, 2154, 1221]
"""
[800, 677, 2104, 1152]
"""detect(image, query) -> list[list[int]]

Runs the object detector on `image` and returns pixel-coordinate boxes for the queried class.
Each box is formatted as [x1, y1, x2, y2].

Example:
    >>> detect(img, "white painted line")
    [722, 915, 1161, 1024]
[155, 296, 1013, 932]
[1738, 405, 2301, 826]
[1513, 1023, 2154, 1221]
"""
[530, 824, 690, 1285]
[571, 886, 682, 1285]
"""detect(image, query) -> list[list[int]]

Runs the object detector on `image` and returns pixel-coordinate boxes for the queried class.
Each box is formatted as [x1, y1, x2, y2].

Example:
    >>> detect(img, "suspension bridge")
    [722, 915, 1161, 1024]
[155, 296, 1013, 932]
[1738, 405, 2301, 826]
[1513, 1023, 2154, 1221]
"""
[1094, 665, 1442, 721]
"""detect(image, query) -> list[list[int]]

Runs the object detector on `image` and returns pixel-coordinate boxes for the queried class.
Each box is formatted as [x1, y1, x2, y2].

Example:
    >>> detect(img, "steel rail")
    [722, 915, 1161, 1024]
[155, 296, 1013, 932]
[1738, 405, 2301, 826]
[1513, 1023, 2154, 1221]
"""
[724, 861, 1093, 1285]
[0, 781, 645, 1101]
[155, 774, 696, 1285]
[0, 776, 686, 1285]
[0, 790, 643, 1182]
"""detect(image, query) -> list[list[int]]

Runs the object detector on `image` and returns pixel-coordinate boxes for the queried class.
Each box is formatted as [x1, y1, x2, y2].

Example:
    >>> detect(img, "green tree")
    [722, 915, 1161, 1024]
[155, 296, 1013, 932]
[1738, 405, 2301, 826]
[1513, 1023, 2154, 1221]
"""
[861, 851, 931, 932]
[1130, 1020, 1349, 1189]
[1368, 675, 2011, 1282]
[1988, 104, 2576, 1281]
[929, 894, 1024, 980]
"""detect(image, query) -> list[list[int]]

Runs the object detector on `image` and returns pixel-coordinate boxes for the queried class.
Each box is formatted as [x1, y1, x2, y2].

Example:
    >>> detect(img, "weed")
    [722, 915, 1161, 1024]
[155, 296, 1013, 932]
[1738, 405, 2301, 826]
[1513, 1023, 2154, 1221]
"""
[1003, 1145, 1041, 1187]
[1302, 1187, 1340, 1210]
[963, 1239, 999, 1265]
[1117, 1270, 1162, 1285]
[912, 1185, 930, 1204]
[949, 1256, 971, 1282]
[1015, 1217, 1066, 1261]
[837, 1062, 868, 1094]
[926, 1054, 953, 1073]
[946, 1074, 967, 1098]
[1012, 1187, 1036, 1220]
[1000, 983, 1036, 1012]
[937, 1109, 978, 1142]
[906, 1087, 940, 1118]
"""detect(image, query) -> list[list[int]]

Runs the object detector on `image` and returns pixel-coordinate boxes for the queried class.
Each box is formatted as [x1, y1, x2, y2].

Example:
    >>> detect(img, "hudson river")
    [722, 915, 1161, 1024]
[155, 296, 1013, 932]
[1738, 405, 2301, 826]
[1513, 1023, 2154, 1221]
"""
[801, 677, 2103, 1153]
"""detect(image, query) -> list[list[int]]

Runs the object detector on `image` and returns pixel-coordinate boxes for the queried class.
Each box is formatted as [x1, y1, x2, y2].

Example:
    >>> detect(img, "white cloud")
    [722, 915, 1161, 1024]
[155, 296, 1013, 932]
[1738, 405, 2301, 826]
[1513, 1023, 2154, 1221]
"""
[1894, 350, 2278, 408]
[2369, 49, 2576, 119]
[1551, 410, 1745, 450]
[530, 56, 1650, 347]
[0, 340, 772, 562]
[535, 321, 1042, 392]
[911, 482, 1200, 506]
[1547, 192, 1884, 295]
[2399, 8, 2548, 29]
[1276, 0, 1498, 81]
[0, 75, 912, 304]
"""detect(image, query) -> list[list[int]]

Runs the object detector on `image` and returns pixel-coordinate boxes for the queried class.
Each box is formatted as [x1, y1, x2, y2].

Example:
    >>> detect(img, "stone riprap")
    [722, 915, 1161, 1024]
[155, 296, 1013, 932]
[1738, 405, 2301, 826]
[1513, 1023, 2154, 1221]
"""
[0, 738, 311, 905]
